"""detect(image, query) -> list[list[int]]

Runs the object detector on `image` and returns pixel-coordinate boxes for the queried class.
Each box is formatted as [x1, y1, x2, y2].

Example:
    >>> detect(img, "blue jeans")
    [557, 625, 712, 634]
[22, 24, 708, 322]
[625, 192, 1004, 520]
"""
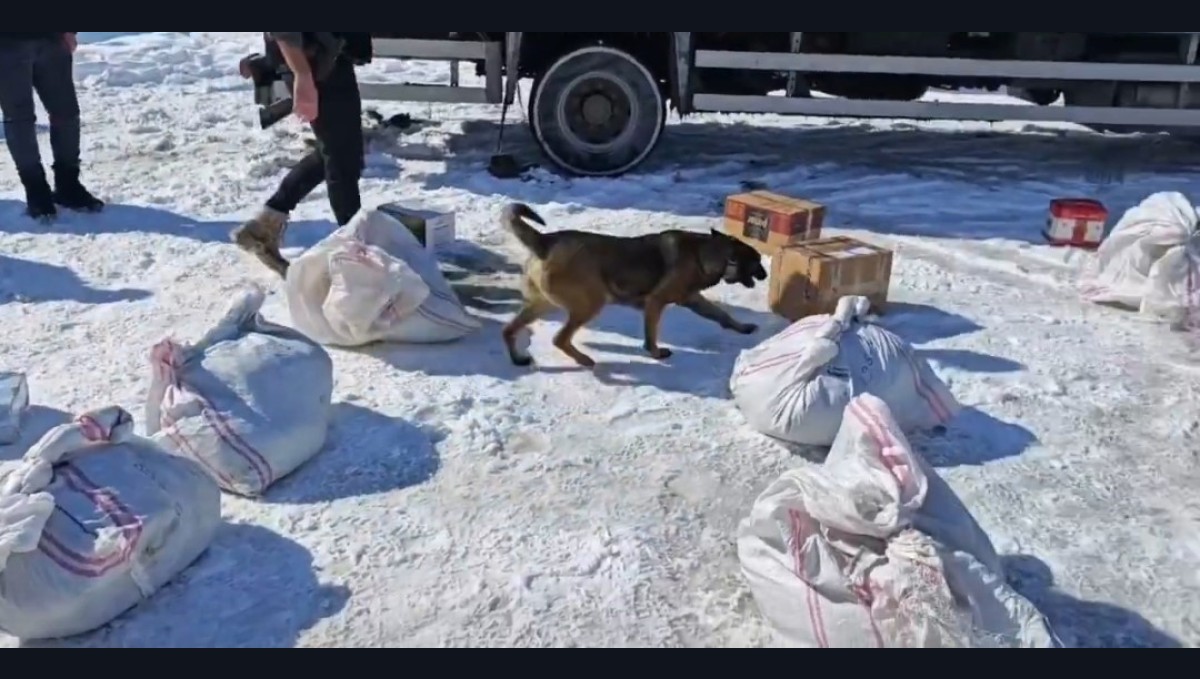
[0, 36, 81, 174]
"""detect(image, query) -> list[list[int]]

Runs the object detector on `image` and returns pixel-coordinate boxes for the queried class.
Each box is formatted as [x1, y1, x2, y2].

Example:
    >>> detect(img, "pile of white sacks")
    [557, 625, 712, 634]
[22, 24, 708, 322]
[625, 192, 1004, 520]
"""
[732, 191, 1200, 647]
[0, 209, 479, 642]
[730, 296, 1059, 648]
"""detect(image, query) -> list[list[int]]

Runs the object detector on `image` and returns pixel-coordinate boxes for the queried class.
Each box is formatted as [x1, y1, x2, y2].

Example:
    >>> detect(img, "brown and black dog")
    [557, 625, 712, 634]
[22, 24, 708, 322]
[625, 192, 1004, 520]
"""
[501, 203, 767, 369]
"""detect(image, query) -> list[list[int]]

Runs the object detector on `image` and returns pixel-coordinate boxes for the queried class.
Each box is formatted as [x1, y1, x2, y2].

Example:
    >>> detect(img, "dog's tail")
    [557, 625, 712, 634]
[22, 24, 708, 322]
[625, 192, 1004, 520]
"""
[503, 203, 552, 260]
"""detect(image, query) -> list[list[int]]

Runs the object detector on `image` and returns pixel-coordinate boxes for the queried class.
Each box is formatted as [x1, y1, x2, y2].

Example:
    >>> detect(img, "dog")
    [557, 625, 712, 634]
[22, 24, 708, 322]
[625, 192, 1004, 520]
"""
[501, 203, 768, 369]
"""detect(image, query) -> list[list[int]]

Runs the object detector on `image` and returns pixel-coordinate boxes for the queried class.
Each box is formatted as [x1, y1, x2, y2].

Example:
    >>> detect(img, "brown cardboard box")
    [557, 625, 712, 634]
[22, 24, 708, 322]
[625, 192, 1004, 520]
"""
[724, 191, 825, 256]
[769, 237, 894, 322]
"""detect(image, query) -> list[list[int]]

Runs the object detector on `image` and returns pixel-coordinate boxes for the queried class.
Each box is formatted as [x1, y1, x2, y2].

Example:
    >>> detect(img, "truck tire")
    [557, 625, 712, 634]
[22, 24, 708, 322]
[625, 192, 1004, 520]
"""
[529, 45, 666, 177]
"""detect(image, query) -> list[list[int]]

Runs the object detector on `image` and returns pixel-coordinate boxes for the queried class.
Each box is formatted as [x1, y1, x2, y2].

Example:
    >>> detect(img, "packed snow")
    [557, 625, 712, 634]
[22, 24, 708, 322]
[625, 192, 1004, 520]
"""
[1, 31, 1198, 648]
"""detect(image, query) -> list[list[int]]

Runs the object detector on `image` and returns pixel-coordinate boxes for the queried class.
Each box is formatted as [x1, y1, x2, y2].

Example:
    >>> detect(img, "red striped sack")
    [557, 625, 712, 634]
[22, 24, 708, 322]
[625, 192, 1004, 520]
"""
[738, 394, 1058, 648]
[145, 287, 335, 498]
[285, 208, 481, 347]
[730, 296, 960, 448]
[0, 407, 220, 641]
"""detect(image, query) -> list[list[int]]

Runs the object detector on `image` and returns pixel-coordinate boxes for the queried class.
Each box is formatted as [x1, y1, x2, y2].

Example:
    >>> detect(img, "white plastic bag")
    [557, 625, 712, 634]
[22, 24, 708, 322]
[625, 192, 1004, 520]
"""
[1141, 243, 1200, 328]
[285, 208, 481, 347]
[1078, 191, 1200, 322]
[145, 287, 335, 498]
[0, 406, 221, 641]
[730, 296, 960, 448]
[738, 394, 1058, 649]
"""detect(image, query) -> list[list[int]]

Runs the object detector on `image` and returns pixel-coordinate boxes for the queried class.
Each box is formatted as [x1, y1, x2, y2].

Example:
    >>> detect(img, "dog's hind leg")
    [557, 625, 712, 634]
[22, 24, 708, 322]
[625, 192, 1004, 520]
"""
[553, 303, 604, 369]
[681, 294, 758, 335]
[545, 288, 605, 369]
[503, 299, 554, 367]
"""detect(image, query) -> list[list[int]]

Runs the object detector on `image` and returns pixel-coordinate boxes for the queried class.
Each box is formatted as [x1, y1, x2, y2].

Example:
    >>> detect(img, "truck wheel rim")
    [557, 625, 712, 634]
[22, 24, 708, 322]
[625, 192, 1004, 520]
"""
[555, 71, 639, 153]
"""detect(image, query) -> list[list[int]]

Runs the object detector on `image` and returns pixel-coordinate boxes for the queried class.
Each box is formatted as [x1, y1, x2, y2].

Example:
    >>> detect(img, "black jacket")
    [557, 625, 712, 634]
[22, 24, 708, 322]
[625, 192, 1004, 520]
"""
[267, 32, 372, 65]
[338, 33, 372, 64]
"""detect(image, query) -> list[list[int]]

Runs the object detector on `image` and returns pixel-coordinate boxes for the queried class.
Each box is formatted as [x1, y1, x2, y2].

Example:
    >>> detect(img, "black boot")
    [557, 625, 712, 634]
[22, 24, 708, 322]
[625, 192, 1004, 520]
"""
[18, 167, 57, 224]
[52, 164, 105, 213]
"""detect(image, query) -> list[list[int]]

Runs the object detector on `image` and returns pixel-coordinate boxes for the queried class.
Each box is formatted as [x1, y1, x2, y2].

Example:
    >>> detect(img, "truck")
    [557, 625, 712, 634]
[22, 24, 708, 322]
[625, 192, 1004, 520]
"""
[355, 32, 1200, 177]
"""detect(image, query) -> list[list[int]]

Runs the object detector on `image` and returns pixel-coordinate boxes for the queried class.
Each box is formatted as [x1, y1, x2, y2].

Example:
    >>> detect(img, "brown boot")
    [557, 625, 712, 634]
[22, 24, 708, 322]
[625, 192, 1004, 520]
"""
[232, 207, 291, 278]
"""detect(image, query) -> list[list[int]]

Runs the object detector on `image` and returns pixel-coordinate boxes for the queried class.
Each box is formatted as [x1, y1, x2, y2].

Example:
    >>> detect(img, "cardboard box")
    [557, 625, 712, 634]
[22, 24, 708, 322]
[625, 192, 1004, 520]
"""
[724, 191, 825, 256]
[769, 237, 894, 322]
[378, 203, 457, 252]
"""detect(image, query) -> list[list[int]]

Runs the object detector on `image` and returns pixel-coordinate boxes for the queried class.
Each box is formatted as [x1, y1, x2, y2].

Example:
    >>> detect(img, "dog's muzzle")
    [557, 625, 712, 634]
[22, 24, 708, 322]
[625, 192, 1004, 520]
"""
[727, 261, 767, 288]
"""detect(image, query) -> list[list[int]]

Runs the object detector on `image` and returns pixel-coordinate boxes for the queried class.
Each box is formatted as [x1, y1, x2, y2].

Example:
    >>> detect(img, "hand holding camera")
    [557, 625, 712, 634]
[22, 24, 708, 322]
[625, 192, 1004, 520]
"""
[292, 75, 319, 123]
[238, 55, 257, 80]
[240, 33, 345, 129]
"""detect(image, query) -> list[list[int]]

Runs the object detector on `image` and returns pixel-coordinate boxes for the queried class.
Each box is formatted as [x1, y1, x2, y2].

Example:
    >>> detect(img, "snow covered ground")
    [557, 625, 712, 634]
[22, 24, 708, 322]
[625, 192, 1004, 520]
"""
[1, 32, 1198, 648]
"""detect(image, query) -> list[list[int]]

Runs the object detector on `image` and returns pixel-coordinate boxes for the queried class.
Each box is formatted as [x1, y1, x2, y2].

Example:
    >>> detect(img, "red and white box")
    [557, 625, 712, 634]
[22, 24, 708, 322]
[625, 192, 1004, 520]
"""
[1045, 199, 1109, 250]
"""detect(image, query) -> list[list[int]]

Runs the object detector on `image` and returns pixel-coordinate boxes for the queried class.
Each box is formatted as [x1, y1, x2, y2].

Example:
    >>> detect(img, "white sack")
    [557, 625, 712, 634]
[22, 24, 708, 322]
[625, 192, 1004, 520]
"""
[145, 287, 334, 498]
[1142, 244, 1200, 327]
[285, 208, 481, 347]
[0, 406, 221, 641]
[738, 394, 1058, 649]
[0, 372, 30, 446]
[730, 296, 960, 448]
[1078, 191, 1200, 324]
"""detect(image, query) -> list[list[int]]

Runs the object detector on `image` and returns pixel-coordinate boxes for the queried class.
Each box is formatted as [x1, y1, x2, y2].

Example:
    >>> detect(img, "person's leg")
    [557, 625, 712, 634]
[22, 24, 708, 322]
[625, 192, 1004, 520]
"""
[232, 56, 365, 277]
[0, 40, 55, 220]
[232, 149, 325, 277]
[265, 147, 326, 215]
[0, 42, 42, 171]
[31, 36, 103, 212]
[311, 58, 364, 226]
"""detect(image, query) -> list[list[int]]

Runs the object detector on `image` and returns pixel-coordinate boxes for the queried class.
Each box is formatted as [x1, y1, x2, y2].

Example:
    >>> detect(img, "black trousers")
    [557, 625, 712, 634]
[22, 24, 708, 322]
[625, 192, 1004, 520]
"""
[266, 56, 364, 226]
[0, 36, 81, 175]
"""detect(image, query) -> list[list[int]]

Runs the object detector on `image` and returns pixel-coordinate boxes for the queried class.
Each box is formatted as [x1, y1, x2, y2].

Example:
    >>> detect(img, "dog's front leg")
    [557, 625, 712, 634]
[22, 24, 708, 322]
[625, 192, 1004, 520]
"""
[642, 298, 673, 361]
[682, 294, 758, 335]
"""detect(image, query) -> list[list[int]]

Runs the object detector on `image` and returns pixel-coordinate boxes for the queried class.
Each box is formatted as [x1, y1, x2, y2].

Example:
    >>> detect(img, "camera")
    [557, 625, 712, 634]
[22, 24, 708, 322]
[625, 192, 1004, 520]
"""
[242, 33, 348, 130]
[241, 52, 295, 130]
